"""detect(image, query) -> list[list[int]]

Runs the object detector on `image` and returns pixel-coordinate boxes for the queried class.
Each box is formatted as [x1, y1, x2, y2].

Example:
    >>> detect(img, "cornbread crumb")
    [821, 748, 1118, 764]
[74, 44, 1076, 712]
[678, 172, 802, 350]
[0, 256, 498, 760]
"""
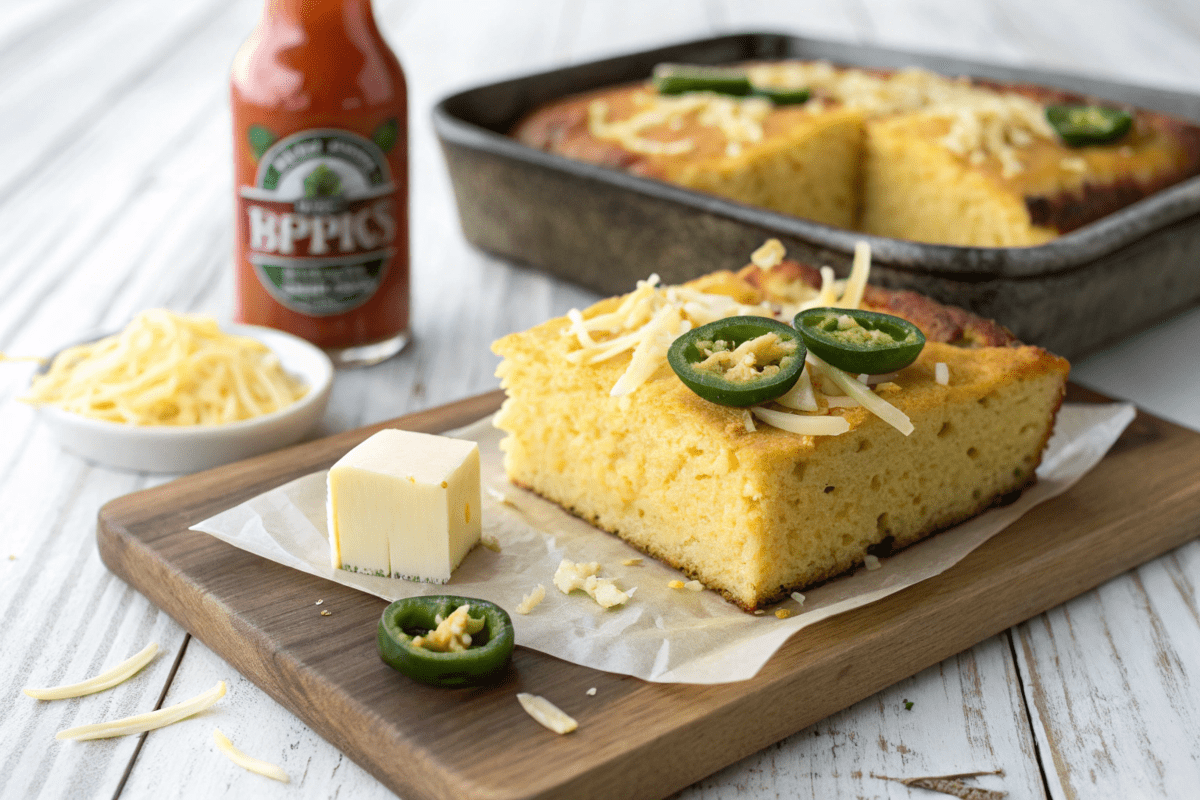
[775, 609, 791, 619]
[668, 580, 686, 590]
[517, 584, 546, 615]
[554, 560, 629, 608]
[864, 554, 882, 571]
[622, 557, 643, 566]
[684, 580, 705, 592]
[754, 609, 767, 616]
[315, 599, 323, 605]
[320, 610, 332, 616]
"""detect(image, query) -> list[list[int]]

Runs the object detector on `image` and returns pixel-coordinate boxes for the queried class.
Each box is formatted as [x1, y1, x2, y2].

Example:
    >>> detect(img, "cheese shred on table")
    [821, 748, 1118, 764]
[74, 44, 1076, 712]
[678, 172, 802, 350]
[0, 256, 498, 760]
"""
[213, 728, 290, 783]
[24, 643, 158, 700]
[24, 310, 307, 426]
[56, 680, 226, 741]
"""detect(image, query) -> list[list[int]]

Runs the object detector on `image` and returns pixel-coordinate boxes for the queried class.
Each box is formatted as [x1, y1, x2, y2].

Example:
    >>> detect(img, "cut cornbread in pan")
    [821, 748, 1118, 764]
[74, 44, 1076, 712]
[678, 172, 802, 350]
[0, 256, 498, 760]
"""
[492, 248, 1069, 609]
[512, 61, 1200, 247]
[513, 83, 865, 228]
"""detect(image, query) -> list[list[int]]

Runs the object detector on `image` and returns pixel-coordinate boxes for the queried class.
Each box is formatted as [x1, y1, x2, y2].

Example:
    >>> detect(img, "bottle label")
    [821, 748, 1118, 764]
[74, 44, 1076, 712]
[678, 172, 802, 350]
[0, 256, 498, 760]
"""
[239, 128, 397, 317]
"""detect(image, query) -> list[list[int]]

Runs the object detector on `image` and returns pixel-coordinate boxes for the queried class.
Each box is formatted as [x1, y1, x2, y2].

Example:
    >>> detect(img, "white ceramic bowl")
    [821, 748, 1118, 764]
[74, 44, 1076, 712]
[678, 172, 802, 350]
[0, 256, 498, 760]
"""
[36, 324, 334, 473]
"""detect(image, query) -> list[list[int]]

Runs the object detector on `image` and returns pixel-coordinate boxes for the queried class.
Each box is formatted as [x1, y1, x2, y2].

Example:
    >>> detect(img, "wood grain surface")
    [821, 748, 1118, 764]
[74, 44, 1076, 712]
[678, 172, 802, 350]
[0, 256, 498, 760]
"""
[95, 386, 1200, 800]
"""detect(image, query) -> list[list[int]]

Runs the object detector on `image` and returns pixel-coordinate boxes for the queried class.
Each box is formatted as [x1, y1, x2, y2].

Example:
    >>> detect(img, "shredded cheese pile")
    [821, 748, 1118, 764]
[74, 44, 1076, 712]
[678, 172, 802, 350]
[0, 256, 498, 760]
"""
[747, 62, 1056, 177]
[24, 310, 308, 426]
[588, 90, 774, 158]
[562, 240, 916, 437]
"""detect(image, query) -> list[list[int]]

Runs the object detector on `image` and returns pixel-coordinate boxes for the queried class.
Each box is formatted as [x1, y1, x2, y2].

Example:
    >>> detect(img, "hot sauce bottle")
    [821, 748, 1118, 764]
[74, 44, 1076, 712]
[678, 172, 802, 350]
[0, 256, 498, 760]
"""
[231, 0, 409, 366]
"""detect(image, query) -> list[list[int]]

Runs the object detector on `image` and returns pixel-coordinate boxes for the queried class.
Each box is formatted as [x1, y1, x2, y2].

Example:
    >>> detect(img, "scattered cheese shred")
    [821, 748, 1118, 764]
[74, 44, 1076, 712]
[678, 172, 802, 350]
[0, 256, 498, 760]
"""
[622, 557, 643, 566]
[807, 355, 914, 436]
[683, 580, 705, 592]
[750, 406, 851, 436]
[516, 584, 546, 615]
[517, 693, 578, 734]
[586, 687, 597, 697]
[213, 729, 290, 783]
[864, 554, 882, 571]
[25, 643, 158, 700]
[56, 680, 226, 741]
[936, 362, 950, 385]
[23, 310, 307, 426]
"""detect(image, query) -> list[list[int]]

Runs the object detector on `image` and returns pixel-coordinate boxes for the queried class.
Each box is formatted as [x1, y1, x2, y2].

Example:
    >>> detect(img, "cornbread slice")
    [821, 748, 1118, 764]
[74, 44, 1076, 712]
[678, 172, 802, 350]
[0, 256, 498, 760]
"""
[512, 83, 865, 229]
[512, 61, 1200, 246]
[492, 262, 1068, 610]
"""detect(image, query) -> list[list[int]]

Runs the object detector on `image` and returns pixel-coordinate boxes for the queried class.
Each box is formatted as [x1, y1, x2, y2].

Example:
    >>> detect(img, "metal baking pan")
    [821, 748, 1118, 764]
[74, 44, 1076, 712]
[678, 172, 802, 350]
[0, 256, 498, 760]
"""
[432, 32, 1200, 359]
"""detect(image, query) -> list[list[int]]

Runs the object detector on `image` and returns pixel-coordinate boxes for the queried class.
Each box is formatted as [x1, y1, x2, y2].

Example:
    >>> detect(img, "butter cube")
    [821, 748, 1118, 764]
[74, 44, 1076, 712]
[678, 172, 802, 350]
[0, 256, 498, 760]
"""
[327, 429, 481, 583]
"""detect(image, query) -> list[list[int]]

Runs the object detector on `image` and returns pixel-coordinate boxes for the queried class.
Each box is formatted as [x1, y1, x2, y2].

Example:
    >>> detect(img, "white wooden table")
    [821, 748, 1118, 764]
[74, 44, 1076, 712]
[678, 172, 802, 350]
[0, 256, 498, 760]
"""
[4, 1, 1200, 797]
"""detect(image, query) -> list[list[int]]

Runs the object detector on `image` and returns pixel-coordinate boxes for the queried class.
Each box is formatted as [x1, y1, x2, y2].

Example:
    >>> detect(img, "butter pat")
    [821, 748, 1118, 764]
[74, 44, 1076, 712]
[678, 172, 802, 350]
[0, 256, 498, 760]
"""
[327, 429, 481, 583]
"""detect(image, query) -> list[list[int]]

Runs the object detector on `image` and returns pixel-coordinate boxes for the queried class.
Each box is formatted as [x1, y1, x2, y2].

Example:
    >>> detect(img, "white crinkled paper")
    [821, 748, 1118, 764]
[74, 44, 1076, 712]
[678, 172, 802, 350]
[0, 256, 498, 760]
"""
[191, 402, 1134, 684]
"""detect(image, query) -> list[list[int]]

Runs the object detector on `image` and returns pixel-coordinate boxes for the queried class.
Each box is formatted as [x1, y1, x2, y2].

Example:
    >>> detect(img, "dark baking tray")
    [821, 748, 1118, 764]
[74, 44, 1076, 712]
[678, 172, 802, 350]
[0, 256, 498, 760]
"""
[433, 32, 1200, 359]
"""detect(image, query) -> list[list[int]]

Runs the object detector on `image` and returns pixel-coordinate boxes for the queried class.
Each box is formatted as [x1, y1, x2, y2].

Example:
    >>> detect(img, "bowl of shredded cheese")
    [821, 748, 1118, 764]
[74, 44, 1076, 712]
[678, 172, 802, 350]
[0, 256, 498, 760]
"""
[23, 310, 334, 473]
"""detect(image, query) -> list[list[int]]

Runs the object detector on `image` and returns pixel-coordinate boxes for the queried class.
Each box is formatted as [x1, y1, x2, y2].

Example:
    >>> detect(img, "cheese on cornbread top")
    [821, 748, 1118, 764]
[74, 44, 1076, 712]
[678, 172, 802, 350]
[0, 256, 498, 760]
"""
[497, 241, 1064, 443]
[516, 59, 1200, 219]
[493, 257, 1067, 461]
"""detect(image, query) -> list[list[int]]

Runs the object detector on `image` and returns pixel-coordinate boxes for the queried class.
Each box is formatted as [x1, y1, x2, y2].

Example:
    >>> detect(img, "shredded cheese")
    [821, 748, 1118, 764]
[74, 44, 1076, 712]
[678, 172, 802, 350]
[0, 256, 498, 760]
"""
[564, 239, 925, 439]
[56, 680, 226, 741]
[25, 643, 158, 700]
[24, 310, 307, 425]
[213, 729, 290, 783]
[750, 406, 851, 436]
[935, 362, 950, 385]
[747, 62, 1056, 176]
[806, 355, 915, 436]
[517, 693, 578, 734]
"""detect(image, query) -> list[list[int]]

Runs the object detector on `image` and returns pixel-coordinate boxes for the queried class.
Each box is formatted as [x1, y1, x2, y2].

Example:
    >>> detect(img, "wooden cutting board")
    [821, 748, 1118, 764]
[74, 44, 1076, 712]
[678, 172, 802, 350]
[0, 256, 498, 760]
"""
[97, 385, 1200, 800]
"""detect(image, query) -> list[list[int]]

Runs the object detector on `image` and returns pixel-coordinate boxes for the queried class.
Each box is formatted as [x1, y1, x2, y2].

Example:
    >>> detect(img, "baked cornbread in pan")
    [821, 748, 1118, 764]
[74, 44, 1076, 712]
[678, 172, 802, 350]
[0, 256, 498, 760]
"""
[492, 249, 1068, 609]
[512, 61, 1200, 247]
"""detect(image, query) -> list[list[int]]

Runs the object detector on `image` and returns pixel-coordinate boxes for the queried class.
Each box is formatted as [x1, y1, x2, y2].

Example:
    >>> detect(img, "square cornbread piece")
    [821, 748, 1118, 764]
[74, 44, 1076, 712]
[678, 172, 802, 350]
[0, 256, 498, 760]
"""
[492, 264, 1068, 609]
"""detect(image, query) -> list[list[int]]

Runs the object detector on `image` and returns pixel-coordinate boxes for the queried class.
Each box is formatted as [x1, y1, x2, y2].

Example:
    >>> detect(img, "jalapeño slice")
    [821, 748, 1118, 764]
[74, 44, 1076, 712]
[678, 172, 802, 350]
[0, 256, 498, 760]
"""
[793, 308, 925, 375]
[1045, 105, 1133, 147]
[377, 596, 514, 688]
[753, 86, 811, 106]
[668, 316, 806, 407]
[653, 63, 753, 97]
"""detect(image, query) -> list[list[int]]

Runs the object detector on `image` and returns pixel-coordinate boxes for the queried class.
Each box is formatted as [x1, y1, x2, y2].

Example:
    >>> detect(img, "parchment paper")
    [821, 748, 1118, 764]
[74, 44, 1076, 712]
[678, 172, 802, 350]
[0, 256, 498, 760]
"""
[191, 402, 1134, 684]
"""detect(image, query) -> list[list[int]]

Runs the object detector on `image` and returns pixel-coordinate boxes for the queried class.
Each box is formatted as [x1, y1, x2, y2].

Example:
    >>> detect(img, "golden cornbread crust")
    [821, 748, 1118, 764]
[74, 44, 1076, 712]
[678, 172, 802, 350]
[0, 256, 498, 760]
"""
[493, 266, 1069, 610]
[512, 63, 1200, 247]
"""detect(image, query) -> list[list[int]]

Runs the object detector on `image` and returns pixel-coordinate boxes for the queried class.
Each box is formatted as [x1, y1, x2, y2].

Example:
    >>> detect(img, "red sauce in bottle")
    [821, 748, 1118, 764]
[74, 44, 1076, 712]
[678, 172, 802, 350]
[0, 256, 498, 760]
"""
[231, 0, 409, 366]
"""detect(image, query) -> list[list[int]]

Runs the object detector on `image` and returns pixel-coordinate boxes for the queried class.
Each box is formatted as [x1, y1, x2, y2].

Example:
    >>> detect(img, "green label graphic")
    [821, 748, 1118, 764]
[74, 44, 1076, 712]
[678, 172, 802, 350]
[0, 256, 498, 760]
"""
[240, 129, 397, 317]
